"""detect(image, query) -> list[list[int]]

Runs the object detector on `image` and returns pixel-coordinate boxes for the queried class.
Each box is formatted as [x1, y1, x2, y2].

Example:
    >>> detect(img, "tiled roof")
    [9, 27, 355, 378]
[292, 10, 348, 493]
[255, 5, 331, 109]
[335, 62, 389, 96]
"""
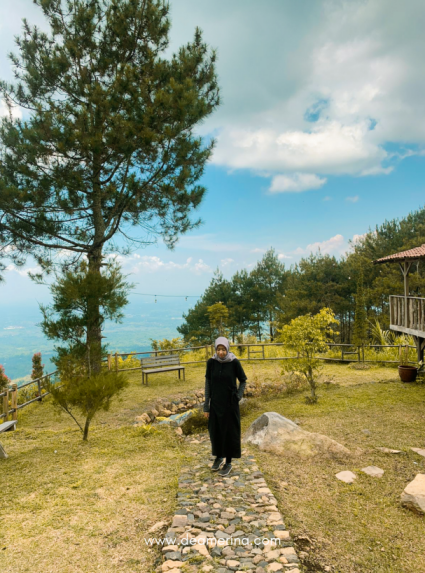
[373, 244, 425, 264]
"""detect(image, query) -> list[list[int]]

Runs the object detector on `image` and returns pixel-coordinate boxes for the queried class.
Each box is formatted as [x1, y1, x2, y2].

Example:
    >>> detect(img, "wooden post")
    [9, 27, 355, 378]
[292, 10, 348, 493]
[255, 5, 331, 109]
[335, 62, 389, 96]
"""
[11, 384, 18, 421]
[2, 387, 9, 422]
[362, 345, 365, 363]
[107, 353, 112, 371]
[37, 379, 43, 401]
[115, 352, 118, 373]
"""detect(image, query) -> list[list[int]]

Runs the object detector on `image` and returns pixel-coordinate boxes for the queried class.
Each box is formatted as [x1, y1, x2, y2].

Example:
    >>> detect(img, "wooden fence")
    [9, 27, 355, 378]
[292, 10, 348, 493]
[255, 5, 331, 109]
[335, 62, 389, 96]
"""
[0, 372, 57, 422]
[106, 341, 417, 370]
[1, 341, 416, 423]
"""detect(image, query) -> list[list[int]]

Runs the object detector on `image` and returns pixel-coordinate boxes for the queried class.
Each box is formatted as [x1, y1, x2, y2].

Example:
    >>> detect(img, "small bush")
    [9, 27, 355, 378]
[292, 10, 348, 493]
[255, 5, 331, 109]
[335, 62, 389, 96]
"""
[133, 424, 159, 438]
[117, 352, 141, 369]
[247, 365, 308, 399]
[181, 407, 208, 435]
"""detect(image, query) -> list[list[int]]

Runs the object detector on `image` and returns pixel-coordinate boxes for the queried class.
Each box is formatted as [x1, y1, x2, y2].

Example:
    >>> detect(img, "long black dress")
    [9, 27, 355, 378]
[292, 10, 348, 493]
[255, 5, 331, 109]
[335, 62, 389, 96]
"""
[203, 357, 247, 459]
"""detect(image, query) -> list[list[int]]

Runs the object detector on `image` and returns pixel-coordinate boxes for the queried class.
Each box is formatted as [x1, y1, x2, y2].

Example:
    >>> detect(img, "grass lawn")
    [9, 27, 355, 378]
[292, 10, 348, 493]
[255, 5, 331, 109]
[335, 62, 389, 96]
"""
[1, 361, 425, 573]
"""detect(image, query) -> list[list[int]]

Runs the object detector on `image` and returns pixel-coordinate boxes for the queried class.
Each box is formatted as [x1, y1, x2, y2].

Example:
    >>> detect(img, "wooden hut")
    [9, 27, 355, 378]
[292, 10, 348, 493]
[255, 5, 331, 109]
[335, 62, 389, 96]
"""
[373, 244, 425, 361]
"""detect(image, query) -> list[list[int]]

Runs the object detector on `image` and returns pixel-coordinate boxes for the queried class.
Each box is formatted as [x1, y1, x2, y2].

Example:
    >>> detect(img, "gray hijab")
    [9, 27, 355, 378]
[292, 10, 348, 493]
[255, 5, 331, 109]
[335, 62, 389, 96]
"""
[212, 336, 236, 363]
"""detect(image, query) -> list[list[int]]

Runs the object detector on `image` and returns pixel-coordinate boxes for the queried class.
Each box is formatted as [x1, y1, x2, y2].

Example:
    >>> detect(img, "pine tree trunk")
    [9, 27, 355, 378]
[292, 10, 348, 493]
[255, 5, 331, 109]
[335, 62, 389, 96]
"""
[87, 157, 105, 375]
[83, 415, 92, 441]
[87, 250, 103, 375]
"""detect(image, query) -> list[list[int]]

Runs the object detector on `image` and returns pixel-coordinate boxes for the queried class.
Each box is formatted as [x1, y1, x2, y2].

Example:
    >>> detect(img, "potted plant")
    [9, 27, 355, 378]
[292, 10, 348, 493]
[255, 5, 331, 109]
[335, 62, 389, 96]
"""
[398, 345, 418, 382]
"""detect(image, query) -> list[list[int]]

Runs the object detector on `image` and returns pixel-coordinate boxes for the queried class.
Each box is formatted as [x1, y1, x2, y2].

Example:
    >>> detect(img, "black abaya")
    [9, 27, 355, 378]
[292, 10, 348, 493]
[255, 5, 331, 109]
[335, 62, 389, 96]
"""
[203, 358, 247, 459]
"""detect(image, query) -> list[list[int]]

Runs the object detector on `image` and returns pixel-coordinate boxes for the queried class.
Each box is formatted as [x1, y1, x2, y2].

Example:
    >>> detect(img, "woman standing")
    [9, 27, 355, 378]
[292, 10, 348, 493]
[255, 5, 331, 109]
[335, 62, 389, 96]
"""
[203, 336, 247, 476]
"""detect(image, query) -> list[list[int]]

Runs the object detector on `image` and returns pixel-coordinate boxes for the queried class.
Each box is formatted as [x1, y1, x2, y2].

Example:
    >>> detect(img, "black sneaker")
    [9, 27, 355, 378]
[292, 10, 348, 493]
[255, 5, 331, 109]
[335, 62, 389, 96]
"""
[218, 463, 232, 477]
[211, 457, 224, 471]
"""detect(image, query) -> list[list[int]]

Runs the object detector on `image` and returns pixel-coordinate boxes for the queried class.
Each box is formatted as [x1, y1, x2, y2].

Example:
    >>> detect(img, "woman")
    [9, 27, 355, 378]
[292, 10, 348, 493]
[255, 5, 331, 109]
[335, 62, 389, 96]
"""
[203, 336, 247, 476]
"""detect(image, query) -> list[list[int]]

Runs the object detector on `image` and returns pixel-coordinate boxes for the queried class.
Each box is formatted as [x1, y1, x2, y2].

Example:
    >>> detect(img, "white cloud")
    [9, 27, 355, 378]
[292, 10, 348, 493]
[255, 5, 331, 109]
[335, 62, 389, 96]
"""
[270, 173, 327, 193]
[278, 253, 292, 260]
[346, 195, 359, 203]
[5, 264, 41, 277]
[0, 98, 22, 120]
[177, 0, 425, 183]
[220, 258, 234, 266]
[192, 259, 212, 274]
[297, 234, 346, 256]
[212, 121, 388, 177]
[251, 248, 265, 253]
[352, 232, 367, 244]
[322, 196, 332, 201]
[128, 255, 212, 275]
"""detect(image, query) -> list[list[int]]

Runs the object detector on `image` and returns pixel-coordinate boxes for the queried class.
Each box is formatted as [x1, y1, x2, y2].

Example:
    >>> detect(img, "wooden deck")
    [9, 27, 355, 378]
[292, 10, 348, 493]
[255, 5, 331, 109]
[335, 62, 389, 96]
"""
[390, 295, 425, 337]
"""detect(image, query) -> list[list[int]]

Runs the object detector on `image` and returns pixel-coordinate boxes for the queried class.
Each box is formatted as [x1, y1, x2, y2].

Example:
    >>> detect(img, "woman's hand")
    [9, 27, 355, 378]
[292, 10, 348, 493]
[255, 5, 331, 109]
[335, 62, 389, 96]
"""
[204, 412, 209, 418]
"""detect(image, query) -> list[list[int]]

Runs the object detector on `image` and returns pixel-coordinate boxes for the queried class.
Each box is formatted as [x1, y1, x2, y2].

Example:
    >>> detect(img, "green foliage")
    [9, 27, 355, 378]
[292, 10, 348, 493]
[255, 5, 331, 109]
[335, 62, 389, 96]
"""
[278, 308, 339, 402]
[178, 249, 287, 343]
[181, 407, 208, 435]
[40, 260, 132, 372]
[353, 270, 368, 346]
[206, 301, 229, 337]
[44, 355, 129, 440]
[117, 353, 141, 369]
[150, 337, 188, 353]
[178, 206, 425, 345]
[31, 352, 44, 381]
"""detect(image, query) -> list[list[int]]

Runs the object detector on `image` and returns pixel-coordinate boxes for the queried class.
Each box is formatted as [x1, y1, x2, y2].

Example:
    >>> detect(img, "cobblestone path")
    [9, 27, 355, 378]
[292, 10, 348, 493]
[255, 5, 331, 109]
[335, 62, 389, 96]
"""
[159, 433, 302, 573]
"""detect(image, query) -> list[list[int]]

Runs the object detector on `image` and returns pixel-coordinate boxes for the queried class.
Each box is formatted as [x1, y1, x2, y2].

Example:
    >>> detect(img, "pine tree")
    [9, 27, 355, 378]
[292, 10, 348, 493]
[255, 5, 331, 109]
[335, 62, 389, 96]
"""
[353, 270, 368, 347]
[0, 0, 220, 373]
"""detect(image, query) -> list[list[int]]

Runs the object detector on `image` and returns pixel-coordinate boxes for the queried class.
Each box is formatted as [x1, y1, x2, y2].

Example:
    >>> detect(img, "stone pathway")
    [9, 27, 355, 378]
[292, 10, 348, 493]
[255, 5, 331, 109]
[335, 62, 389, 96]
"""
[158, 432, 302, 573]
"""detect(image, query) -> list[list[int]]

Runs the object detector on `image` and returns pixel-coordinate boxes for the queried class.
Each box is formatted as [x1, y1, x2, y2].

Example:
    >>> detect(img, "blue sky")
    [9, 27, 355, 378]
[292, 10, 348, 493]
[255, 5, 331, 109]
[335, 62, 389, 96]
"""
[1, 0, 425, 306]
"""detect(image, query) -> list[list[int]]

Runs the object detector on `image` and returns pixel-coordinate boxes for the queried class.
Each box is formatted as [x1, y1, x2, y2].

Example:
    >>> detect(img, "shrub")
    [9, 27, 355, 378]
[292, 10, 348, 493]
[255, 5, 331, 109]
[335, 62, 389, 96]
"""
[31, 352, 44, 381]
[181, 407, 208, 435]
[246, 364, 308, 399]
[0, 364, 10, 387]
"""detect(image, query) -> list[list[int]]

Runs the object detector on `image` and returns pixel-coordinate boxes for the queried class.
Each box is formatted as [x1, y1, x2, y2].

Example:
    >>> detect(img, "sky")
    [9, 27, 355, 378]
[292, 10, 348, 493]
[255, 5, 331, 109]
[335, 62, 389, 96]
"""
[1, 0, 425, 306]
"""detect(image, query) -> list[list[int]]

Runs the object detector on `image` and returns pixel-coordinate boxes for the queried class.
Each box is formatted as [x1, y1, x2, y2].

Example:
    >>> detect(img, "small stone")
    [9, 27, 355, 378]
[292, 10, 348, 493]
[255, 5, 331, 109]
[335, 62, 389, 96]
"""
[401, 474, 425, 514]
[362, 429, 371, 436]
[258, 487, 272, 494]
[335, 470, 356, 484]
[361, 466, 384, 478]
[273, 530, 290, 540]
[162, 560, 183, 571]
[172, 515, 188, 528]
[265, 563, 283, 572]
[411, 447, 425, 457]
[376, 447, 402, 454]
[148, 521, 167, 533]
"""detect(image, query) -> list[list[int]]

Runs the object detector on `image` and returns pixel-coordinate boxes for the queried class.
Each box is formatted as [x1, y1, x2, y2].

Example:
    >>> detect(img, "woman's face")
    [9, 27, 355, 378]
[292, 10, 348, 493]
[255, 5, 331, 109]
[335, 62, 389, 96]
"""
[216, 344, 227, 358]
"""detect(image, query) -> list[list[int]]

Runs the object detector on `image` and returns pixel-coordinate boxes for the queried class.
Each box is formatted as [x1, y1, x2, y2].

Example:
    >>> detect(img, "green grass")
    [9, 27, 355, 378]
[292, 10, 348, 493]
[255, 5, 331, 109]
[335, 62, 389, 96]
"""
[1, 361, 425, 573]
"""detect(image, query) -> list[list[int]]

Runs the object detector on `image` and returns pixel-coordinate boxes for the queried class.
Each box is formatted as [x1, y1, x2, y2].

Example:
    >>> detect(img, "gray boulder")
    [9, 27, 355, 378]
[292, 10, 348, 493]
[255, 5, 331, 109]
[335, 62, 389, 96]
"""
[242, 412, 350, 458]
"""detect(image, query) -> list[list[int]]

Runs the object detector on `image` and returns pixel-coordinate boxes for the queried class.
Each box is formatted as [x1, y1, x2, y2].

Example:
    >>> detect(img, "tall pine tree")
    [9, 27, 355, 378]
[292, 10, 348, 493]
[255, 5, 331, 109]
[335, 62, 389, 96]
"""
[0, 0, 219, 372]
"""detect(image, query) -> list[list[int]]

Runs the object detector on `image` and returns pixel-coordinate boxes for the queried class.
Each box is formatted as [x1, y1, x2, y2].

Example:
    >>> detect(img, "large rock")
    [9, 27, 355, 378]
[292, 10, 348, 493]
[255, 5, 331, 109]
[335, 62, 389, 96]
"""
[242, 412, 350, 458]
[401, 474, 425, 514]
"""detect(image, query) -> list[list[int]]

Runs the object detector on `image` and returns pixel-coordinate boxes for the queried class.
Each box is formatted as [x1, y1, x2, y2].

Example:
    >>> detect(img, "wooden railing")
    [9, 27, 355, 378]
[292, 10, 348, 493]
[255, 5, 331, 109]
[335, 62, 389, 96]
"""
[0, 372, 57, 421]
[390, 295, 425, 336]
